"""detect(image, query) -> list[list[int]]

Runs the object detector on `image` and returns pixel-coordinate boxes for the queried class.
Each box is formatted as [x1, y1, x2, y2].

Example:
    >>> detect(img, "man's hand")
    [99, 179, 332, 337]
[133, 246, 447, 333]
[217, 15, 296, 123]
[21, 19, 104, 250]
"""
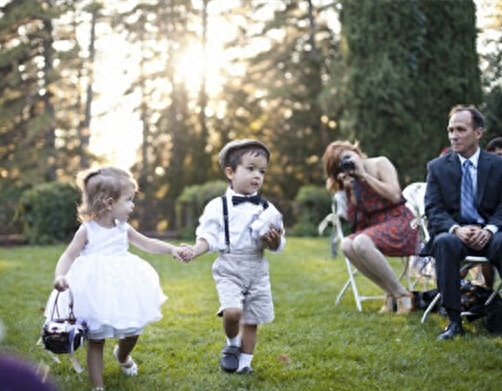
[466, 227, 492, 250]
[455, 225, 492, 250]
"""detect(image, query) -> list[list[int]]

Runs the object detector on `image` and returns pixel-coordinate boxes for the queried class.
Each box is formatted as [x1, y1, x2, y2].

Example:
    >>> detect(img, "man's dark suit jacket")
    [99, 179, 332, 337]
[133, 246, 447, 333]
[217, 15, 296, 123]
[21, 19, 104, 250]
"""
[423, 150, 502, 255]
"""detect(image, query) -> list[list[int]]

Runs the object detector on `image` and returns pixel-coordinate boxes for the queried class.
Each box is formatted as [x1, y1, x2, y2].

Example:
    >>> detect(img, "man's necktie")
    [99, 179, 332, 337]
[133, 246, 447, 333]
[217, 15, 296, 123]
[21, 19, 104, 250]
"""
[460, 160, 481, 223]
[232, 194, 263, 206]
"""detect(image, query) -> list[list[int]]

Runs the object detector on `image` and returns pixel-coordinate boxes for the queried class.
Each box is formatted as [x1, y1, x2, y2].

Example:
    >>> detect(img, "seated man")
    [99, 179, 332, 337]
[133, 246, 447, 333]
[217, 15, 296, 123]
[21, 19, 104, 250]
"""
[423, 105, 502, 340]
[480, 136, 502, 287]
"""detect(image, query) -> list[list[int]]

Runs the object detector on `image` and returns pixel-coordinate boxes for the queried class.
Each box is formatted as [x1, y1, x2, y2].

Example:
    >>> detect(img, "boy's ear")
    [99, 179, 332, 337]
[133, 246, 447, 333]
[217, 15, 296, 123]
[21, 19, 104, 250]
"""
[224, 167, 234, 181]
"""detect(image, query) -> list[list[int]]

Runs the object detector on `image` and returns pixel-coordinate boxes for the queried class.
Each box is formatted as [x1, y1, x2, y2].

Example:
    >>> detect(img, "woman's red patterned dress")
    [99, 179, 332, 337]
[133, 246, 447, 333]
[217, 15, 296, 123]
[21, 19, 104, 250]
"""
[347, 180, 418, 256]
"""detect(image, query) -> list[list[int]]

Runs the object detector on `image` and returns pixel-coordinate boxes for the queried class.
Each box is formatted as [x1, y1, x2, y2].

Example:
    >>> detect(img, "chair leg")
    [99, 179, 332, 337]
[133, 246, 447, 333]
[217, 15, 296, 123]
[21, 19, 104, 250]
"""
[485, 281, 502, 305]
[400, 256, 413, 290]
[345, 257, 363, 312]
[336, 256, 411, 312]
[421, 292, 441, 323]
[335, 277, 354, 306]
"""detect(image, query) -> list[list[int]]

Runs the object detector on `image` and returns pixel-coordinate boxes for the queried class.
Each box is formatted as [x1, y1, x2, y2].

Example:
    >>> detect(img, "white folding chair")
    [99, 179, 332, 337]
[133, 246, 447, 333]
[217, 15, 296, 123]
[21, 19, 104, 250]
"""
[318, 191, 348, 259]
[403, 182, 437, 291]
[421, 255, 502, 323]
[320, 191, 413, 311]
[410, 183, 502, 323]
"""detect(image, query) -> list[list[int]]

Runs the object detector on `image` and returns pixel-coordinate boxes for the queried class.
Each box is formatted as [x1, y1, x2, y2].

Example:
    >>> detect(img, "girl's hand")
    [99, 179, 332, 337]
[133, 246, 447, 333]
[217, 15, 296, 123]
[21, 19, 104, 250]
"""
[54, 275, 69, 292]
[173, 245, 193, 263]
[262, 228, 282, 250]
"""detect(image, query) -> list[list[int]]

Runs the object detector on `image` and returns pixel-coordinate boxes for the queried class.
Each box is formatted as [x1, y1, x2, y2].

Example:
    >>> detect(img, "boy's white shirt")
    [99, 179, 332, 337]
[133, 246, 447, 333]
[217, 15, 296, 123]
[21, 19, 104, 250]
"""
[196, 187, 286, 253]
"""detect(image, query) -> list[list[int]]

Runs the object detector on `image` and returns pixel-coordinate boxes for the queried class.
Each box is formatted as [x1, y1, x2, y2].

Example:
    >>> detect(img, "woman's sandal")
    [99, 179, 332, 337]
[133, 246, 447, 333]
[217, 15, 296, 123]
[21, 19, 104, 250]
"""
[113, 345, 138, 376]
[92, 387, 105, 391]
[379, 295, 395, 314]
[396, 292, 414, 315]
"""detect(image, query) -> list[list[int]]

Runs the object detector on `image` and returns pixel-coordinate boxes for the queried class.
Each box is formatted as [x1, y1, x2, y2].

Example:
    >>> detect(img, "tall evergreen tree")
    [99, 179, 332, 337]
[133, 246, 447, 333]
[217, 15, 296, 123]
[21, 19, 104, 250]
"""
[479, 0, 502, 139]
[223, 0, 341, 202]
[340, 0, 482, 183]
[415, 0, 482, 163]
[0, 0, 90, 187]
[113, 0, 198, 230]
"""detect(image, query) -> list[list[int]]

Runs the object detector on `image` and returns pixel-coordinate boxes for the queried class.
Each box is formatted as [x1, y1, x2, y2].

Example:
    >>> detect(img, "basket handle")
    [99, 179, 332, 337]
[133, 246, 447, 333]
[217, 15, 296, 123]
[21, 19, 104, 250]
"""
[50, 288, 75, 321]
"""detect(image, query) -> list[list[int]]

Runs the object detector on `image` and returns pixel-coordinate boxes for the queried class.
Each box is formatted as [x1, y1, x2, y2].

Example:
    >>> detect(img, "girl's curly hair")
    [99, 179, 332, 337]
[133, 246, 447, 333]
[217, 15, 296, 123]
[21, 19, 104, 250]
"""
[76, 167, 137, 221]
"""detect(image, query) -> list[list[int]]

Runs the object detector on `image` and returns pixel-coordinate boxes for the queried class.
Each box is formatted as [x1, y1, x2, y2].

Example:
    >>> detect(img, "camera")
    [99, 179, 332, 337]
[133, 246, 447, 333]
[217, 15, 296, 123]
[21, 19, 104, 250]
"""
[339, 156, 355, 173]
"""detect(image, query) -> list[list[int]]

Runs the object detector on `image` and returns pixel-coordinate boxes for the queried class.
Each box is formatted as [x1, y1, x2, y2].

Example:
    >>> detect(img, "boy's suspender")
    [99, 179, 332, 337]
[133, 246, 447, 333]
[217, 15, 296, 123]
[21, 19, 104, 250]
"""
[221, 194, 269, 253]
[221, 196, 230, 253]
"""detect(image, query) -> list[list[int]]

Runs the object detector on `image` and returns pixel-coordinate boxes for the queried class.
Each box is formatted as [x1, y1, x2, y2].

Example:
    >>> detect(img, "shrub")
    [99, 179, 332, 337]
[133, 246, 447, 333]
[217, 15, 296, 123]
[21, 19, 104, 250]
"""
[175, 180, 228, 239]
[289, 185, 332, 236]
[0, 183, 29, 235]
[15, 182, 81, 244]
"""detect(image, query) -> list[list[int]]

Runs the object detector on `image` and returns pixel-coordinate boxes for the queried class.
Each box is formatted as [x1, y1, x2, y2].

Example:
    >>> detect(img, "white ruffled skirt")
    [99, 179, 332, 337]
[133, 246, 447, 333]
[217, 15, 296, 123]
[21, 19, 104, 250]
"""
[44, 252, 167, 340]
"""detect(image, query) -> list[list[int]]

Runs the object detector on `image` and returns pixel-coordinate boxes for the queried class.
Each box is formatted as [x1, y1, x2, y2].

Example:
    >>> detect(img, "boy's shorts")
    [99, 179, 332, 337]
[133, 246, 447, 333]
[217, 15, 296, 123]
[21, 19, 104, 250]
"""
[212, 252, 274, 325]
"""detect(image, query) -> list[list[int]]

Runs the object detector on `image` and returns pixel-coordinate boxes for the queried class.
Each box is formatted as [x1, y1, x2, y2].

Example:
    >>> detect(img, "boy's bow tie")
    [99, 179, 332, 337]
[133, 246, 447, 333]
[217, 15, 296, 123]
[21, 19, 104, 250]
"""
[232, 194, 265, 206]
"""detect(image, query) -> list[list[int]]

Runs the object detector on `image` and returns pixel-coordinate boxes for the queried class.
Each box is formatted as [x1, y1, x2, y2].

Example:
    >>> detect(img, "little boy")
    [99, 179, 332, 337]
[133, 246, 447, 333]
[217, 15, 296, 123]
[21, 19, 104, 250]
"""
[188, 139, 285, 374]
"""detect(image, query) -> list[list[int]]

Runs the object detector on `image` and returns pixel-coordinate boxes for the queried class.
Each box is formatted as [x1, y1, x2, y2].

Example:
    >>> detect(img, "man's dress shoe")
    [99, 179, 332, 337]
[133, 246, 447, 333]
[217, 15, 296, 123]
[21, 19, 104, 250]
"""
[437, 321, 464, 341]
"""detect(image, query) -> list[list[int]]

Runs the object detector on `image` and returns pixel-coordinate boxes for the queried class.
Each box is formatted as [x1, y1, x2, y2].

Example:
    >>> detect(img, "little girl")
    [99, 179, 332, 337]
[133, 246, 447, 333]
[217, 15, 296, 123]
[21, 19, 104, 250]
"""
[44, 167, 188, 391]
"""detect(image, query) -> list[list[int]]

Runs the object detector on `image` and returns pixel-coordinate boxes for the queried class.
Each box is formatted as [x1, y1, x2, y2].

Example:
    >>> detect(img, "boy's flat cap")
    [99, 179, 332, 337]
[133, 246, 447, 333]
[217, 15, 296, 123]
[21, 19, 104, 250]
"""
[218, 139, 270, 168]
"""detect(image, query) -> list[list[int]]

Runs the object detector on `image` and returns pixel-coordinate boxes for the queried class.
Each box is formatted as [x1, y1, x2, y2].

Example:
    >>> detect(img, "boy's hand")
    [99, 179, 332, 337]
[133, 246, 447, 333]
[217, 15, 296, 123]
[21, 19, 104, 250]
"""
[173, 245, 193, 263]
[182, 245, 194, 262]
[262, 228, 282, 250]
[54, 275, 69, 291]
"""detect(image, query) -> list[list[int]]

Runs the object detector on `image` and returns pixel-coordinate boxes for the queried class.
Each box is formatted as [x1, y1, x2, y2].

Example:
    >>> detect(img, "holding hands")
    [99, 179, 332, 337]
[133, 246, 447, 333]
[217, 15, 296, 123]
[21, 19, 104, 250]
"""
[172, 245, 193, 263]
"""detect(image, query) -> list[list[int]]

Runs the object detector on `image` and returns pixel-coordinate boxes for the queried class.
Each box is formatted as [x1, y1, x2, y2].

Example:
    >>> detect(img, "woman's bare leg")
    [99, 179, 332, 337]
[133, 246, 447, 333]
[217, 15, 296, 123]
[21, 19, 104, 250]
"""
[341, 235, 408, 297]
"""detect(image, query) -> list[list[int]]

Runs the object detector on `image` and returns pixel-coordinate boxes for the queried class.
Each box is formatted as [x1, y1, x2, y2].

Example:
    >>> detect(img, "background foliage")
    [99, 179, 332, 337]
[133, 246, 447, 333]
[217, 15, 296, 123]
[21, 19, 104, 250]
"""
[15, 182, 80, 244]
[1, 0, 501, 237]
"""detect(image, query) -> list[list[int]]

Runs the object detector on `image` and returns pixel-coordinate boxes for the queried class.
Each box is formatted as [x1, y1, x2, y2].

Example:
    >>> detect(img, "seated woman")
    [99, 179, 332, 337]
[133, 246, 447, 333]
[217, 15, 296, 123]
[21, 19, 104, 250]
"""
[322, 140, 419, 314]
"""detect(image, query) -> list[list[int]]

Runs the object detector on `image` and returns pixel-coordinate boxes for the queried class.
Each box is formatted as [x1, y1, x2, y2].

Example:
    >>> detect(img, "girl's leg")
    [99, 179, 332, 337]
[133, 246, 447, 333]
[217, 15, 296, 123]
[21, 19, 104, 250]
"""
[87, 339, 105, 389]
[116, 335, 139, 365]
[113, 335, 139, 376]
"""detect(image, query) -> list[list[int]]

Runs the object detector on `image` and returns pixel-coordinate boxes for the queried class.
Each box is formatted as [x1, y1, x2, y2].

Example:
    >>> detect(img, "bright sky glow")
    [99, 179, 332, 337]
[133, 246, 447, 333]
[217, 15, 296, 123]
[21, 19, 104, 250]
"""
[89, 26, 142, 169]
[87, 0, 498, 169]
[89, 0, 237, 168]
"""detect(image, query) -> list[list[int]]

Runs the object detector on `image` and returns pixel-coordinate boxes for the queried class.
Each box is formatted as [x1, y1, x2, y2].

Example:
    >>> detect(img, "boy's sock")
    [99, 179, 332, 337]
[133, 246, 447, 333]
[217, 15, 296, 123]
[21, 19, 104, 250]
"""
[226, 336, 241, 347]
[238, 353, 253, 370]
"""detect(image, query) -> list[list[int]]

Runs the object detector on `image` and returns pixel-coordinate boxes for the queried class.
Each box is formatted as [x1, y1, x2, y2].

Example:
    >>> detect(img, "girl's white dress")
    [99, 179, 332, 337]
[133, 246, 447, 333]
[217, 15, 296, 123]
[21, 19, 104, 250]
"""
[44, 221, 167, 339]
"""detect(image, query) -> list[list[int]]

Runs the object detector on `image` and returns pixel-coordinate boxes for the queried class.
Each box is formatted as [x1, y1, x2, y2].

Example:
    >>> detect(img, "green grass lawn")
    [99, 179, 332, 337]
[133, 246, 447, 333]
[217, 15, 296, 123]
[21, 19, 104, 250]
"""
[1, 237, 501, 391]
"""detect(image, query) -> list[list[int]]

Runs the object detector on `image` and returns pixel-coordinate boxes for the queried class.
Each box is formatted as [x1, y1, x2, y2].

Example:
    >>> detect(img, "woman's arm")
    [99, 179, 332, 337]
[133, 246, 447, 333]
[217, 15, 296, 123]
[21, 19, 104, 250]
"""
[356, 156, 402, 203]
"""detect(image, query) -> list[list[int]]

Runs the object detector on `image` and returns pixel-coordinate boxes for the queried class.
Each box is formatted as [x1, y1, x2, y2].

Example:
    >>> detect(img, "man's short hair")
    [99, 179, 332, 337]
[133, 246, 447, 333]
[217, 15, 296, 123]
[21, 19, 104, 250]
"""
[449, 104, 485, 129]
